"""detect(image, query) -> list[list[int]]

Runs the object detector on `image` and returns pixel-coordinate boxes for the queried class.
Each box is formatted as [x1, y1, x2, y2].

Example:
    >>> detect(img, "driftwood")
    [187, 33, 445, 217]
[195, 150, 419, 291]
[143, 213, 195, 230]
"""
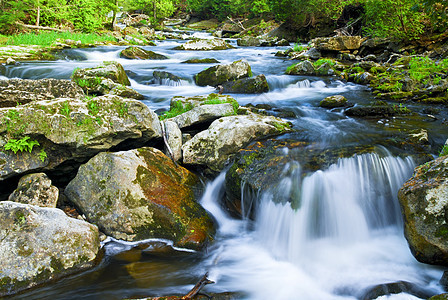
[181, 272, 215, 300]
[226, 16, 245, 31]
[15, 22, 64, 32]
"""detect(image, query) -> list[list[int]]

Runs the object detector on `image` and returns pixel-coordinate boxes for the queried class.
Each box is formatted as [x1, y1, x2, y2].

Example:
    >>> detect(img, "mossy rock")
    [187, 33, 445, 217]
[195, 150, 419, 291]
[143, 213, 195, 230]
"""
[194, 60, 251, 87]
[221, 74, 269, 94]
[120, 46, 168, 60]
[181, 58, 220, 64]
[65, 147, 215, 250]
[319, 95, 347, 108]
[398, 156, 448, 266]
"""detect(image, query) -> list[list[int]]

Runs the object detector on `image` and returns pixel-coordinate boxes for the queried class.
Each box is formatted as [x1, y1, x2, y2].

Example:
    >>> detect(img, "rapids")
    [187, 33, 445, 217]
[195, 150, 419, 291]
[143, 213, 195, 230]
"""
[3, 34, 448, 300]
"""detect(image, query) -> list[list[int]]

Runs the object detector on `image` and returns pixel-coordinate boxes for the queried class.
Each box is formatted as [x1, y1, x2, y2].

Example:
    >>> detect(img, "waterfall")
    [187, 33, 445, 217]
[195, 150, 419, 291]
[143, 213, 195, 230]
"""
[256, 151, 415, 264]
[203, 151, 441, 300]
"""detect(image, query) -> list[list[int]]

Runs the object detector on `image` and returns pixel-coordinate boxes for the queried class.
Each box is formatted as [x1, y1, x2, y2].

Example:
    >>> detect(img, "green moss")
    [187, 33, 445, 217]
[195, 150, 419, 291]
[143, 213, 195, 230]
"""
[159, 100, 194, 120]
[435, 224, 448, 238]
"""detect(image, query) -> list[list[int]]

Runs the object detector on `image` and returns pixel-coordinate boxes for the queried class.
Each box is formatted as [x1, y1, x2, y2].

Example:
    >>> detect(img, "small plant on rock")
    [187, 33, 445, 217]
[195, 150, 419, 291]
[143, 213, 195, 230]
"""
[4, 136, 40, 154]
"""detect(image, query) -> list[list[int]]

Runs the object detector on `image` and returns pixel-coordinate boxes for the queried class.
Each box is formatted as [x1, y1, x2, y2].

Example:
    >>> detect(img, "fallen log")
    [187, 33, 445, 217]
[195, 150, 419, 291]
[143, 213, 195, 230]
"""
[15, 22, 64, 32]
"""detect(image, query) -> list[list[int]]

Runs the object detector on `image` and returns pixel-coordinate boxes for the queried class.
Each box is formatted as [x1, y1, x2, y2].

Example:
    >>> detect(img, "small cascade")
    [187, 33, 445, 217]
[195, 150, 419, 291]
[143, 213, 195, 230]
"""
[256, 151, 415, 264]
[297, 79, 311, 89]
[153, 78, 190, 87]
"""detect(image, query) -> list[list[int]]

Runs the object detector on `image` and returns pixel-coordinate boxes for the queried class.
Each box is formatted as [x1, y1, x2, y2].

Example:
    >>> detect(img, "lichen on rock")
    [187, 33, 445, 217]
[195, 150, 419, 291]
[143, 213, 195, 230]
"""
[65, 147, 215, 250]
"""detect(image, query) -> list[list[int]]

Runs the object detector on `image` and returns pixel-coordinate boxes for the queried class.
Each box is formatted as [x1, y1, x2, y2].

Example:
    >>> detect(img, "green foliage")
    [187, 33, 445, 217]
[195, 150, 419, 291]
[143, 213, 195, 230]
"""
[87, 100, 100, 116]
[418, 0, 448, 32]
[392, 103, 410, 113]
[314, 58, 336, 68]
[364, 0, 424, 39]
[39, 149, 48, 162]
[204, 94, 239, 113]
[60, 101, 71, 117]
[123, 0, 176, 23]
[4, 136, 39, 154]
[440, 144, 448, 157]
[408, 57, 448, 83]
[159, 100, 193, 120]
[74, 77, 102, 89]
[1, 32, 115, 46]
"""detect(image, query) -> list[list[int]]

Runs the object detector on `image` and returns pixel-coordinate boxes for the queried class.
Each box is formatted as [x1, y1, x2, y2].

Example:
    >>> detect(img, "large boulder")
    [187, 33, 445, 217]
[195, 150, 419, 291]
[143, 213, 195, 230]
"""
[286, 61, 315, 75]
[8, 173, 59, 208]
[71, 61, 131, 94]
[195, 60, 252, 87]
[0, 95, 161, 181]
[0, 201, 100, 297]
[398, 156, 448, 266]
[0, 79, 84, 108]
[120, 46, 168, 60]
[221, 74, 269, 94]
[311, 36, 366, 52]
[182, 113, 292, 172]
[174, 39, 234, 51]
[64, 147, 215, 250]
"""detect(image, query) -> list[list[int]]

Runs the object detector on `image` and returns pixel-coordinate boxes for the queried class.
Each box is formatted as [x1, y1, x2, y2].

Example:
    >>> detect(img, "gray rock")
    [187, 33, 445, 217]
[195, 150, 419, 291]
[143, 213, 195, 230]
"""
[120, 46, 168, 60]
[65, 147, 215, 250]
[0, 95, 161, 181]
[319, 95, 348, 108]
[8, 173, 59, 208]
[5, 58, 16, 65]
[398, 156, 448, 266]
[109, 84, 144, 100]
[170, 103, 235, 129]
[182, 113, 292, 172]
[164, 120, 182, 162]
[0, 201, 100, 297]
[0, 79, 84, 108]
[286, 60, 315, 75]
[195, 60, 252, 87]
[304, 48, 321, 60]
[174, 39, 234, 51]
[312, 36, 366, 51]
[352, 72, 375, 84]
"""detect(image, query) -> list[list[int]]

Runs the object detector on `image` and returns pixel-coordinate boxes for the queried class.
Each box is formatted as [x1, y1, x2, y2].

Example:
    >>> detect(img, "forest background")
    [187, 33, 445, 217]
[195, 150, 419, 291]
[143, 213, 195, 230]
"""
[0, 0, 447, 41]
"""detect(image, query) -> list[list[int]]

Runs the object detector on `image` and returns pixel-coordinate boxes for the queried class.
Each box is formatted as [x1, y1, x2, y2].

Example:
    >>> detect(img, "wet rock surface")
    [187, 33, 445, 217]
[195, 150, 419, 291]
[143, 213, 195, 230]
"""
[65, 147, 215, 250]
[0, 201, 100, 297]
[398, 155, 448, 266]
[0, 79, 84, 108]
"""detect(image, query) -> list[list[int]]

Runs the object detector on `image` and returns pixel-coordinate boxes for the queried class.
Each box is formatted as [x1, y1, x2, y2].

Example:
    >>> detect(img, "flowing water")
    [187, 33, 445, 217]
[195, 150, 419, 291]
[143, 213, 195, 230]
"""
[3, 33, 448, 299]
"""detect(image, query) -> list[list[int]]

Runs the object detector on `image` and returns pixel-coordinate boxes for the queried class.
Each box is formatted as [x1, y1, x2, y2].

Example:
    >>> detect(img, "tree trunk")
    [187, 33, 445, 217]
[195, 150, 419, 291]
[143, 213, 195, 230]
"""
[153, 0, 157, 22]
[36, 1, 40, 27]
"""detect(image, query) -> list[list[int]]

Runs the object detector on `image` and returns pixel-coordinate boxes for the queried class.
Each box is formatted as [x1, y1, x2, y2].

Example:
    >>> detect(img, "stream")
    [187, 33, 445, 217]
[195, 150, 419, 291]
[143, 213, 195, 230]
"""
[2, 33, 448, 299]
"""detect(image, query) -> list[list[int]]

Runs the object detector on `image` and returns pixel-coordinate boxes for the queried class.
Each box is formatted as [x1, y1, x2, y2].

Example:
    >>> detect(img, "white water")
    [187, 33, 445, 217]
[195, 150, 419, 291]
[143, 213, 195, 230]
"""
[200, 153, 443, 299]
